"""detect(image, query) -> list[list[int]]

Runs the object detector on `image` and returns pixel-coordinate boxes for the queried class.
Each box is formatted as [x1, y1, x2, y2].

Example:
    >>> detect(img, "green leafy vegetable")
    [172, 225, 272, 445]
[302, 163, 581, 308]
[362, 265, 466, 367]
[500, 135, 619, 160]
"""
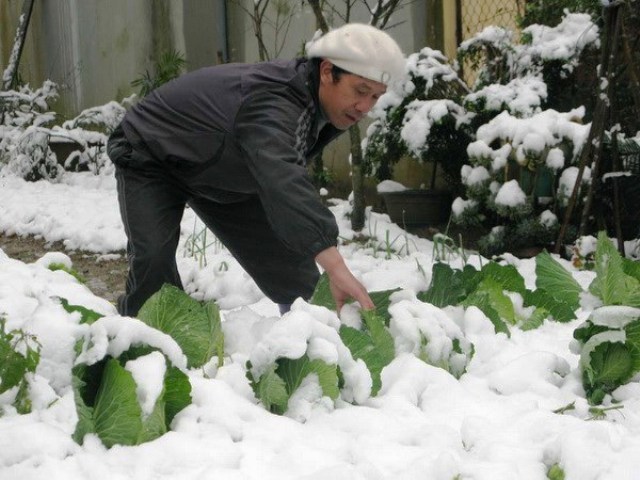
[418, 263, 480, 307]
[277, 356, 339, 401]
[72, 354, 192, 447]
[589, 231, 640, 307]
[310, 273, 334, 310]
[462, 288, 510, 335]
[535, 250, 582, 311]
[0, 318, 40, 404]
[248, 364, 289, 413]
[339, 310, 395, 395]
[59, 298, 104, 324]
[91, 358, 147, 447]
[580, 334, 634, 404]
[248, 355, 339, 415]
[163, 366, 192, 426]
[547, 463, 565, 480]
[48, 262, 86, 283]
[622, 257, 640, 282]
[138, 284, 224, 368]
[519, 306, 549, 331]
[481, 262, 526, 295]
[523, 289, 576, 323]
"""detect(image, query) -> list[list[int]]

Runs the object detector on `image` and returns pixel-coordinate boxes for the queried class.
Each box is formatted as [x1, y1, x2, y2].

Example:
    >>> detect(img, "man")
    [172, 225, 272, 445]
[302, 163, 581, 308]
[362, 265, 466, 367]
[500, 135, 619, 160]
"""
[107, 23, 405, 317]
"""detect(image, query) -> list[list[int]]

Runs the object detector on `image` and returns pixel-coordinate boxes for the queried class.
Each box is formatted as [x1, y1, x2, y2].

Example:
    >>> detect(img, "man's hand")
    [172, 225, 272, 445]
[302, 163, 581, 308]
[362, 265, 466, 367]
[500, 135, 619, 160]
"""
[315, 246, 374, 313]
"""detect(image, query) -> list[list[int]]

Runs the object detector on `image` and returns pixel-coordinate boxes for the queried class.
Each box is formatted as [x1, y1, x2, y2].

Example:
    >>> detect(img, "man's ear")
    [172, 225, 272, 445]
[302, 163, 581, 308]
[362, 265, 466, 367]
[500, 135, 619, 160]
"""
[319, 59, 334, 85]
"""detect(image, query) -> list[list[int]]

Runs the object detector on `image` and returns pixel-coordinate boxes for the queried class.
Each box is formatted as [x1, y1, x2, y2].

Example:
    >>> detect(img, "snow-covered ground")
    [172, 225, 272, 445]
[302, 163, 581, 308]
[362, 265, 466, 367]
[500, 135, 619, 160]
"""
[1, 171, 640, 480]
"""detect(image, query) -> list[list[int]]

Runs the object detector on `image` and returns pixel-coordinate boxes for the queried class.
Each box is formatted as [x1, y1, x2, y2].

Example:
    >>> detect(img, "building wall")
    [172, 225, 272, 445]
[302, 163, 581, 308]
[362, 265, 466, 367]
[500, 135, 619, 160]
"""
[0, 0, 521, 196]
[0, 0, 224, 117]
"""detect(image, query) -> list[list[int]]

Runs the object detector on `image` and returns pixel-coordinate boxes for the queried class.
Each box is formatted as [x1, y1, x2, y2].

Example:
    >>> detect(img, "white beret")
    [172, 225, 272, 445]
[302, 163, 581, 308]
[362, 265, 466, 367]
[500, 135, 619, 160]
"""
[306, 23, 406, 86]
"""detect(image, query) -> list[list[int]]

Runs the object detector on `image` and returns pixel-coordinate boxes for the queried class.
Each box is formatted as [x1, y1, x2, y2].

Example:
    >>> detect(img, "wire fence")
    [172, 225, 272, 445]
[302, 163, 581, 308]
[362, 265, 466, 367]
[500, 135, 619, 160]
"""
[457, 0, 525, 85]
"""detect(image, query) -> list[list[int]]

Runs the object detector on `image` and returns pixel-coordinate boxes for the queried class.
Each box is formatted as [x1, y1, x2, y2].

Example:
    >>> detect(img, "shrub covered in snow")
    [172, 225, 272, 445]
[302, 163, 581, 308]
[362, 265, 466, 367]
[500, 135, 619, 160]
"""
[364, 11, 601, 256]
[0, 81, 131, 181]
[363, 48, 474, 188]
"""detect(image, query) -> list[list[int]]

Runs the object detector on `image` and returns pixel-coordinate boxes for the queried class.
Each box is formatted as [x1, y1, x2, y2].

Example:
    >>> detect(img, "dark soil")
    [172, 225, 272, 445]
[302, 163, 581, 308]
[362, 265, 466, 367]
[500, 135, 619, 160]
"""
[0, 223, 475, 305]
[0, 233, 128, 303]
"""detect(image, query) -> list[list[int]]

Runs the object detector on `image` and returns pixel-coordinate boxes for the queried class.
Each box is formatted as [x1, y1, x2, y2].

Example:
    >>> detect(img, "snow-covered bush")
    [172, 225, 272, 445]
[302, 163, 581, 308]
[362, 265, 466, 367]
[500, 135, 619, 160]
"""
[0, 81, 130, 180]
[452, 13, 599, 255]
[364, 10, 600, 256]
[363, 48, 474, 188]
[0, 81, 62, 180]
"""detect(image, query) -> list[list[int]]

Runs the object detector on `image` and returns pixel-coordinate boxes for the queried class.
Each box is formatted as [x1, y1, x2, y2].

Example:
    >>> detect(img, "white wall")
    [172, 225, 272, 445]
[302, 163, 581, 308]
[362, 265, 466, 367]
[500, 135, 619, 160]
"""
[227, 0, 417, 63]
[1, 0, 227, 117]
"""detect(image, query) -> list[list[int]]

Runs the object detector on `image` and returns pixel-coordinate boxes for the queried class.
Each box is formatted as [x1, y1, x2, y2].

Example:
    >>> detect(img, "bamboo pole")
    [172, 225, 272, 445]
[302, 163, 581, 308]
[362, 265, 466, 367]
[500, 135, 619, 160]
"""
[554, 2, 623, 253]
[1, 0, 35, 91]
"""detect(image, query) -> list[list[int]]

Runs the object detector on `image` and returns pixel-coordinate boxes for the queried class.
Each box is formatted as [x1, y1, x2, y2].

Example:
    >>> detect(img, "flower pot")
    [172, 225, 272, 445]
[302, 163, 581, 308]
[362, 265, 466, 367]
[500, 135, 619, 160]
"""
[381, 189, 452, 227]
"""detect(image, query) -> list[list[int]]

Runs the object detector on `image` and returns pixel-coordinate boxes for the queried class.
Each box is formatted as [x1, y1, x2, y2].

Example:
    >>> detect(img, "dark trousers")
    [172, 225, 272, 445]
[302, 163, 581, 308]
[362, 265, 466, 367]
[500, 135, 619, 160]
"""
[113, 157, 319, 317]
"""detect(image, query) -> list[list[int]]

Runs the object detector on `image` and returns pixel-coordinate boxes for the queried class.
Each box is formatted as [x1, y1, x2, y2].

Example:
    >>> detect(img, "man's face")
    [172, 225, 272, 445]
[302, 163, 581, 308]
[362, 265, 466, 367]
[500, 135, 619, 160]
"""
[318, 59, 387, 130]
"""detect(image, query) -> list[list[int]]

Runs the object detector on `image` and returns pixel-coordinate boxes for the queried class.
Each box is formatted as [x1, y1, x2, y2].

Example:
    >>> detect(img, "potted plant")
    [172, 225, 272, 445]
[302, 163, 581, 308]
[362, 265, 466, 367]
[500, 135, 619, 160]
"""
[363, 48, 473, 228]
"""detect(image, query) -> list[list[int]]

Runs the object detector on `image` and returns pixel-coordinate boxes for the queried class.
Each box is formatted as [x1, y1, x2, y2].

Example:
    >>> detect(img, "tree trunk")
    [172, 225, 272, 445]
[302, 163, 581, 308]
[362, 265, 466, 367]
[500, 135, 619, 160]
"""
[308, 0, 329, 33]
[2, 0, 35, 91]
[349, 125, 366, 231]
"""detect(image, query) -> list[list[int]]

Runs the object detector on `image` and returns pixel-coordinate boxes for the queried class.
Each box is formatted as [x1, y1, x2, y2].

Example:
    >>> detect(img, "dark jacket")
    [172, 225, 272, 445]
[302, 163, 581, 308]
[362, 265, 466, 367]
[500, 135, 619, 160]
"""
[114, 58, 343, 259]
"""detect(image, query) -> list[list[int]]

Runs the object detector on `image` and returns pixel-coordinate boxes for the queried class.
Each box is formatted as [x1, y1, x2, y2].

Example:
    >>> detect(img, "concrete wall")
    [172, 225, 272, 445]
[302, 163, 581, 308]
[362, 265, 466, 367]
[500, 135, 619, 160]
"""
[0, 0, 224, 117]
[2, 0, 496, 196]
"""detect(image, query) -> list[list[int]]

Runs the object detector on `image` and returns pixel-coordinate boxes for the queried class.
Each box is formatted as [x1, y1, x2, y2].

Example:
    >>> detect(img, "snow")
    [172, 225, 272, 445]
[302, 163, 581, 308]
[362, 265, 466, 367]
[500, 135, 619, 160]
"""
[376, 179, 407, 193]
[465, 76, 547, 116]
[1, 11, 639, 477]
[522, 13, 600, 63]
[125, 352, 167, 417]
[494, 179, 526, 207]
[1, 167, 640, 480]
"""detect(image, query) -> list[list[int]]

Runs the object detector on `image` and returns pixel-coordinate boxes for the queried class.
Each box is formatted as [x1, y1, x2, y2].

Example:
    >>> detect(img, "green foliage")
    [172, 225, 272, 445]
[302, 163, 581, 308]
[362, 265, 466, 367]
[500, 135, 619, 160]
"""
[247, 355, 340, 415]
[535, 251, 582, 307]
[450, 9, 602, 255]
[68, 288, 231, 447]
[589, 232, 640, 307]
[339, 310, 395, 396]
[527, 250, 582, 322]
[131, 50, 186, 97]
[419, 250, 584, 334]
[310, 272, 334, 309]
[137, 284, 225, 369]
[247, 309, 395, 414]
[316, 271, 475, 381]
[573, 232, 640, 404]
[48, 262, 86, 284]
[59, 298, 104, 324]
[522, 288, 575, 324]
[0, 318, 40, 413]
[461, 279, 511, 336]
[577, 330, 636, 404]
[247, 363, 288, 413]
[418, 263, 481, 308]
[547, 463, 566, 480]
[72, 356, 191, 448]
[278, 355, 340, 404]
[70, 292, 195, 447]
